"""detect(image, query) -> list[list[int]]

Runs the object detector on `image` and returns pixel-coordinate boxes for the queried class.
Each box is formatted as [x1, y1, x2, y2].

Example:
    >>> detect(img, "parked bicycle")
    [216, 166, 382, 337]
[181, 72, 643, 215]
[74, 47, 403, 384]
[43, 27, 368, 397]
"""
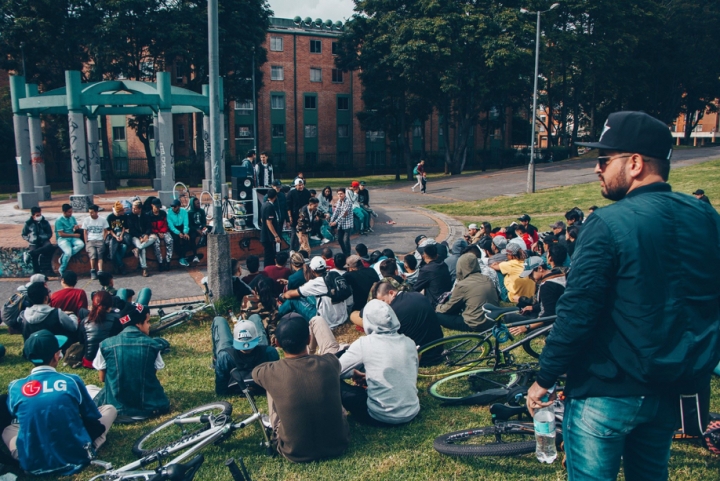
[149, 278, 217, 336]
[88, 369, 272, 480]
[172, 182, 191, 209]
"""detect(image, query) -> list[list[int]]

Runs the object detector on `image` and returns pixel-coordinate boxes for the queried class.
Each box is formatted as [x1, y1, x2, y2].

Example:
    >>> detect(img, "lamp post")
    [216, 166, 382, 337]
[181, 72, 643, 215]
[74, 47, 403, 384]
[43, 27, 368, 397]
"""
[521, 2, 559, 194]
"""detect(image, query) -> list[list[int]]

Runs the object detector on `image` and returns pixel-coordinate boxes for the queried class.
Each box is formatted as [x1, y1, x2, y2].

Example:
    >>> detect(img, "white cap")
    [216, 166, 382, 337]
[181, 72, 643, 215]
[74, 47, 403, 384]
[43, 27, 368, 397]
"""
[468, 223, 478, 230]
[294, 178, 304, 186]
[233, 320, 260, 350]
[25, 273, 48, 288]
[309, 256, 327, 272]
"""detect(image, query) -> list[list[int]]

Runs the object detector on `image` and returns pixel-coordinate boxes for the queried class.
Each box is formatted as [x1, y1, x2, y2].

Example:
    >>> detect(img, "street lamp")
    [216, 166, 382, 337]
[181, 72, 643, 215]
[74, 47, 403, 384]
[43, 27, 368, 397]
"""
[521, 2, 559, 194]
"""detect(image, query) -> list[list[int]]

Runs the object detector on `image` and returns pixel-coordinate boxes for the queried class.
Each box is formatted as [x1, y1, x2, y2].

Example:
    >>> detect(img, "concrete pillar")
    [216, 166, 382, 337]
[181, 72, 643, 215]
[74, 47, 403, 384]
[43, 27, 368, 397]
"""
[219, 79, 228, 199]
[207, 233, 233, 298]
[152, 115, 162, 191]
[66, 71, 93, 211]
[9, 76, 39, 209]
[202, 88, 212, 192]
[26, 85, 51, 201]
[156, 71, 175, 206]
[85, 116, 106, 194]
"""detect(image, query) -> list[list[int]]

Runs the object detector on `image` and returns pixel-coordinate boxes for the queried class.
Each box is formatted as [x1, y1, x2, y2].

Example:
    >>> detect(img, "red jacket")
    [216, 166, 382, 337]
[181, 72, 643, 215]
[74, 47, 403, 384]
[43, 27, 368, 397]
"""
[150, 211, 169, 234]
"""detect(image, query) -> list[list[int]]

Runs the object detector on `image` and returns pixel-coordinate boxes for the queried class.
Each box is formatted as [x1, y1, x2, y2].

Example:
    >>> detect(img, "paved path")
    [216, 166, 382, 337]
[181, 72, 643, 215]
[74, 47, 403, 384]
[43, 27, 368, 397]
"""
[1, 146, 717, 302]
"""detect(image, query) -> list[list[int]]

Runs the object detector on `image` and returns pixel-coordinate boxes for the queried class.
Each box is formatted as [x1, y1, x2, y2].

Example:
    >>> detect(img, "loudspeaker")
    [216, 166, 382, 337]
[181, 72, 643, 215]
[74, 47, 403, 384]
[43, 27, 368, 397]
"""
[231, 165, 253, 179]
[232, 176, 254, 202]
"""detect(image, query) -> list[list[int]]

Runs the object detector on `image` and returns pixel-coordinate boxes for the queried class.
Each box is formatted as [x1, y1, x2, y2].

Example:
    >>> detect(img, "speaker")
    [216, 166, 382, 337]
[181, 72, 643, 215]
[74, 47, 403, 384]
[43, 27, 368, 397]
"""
[231, 165, 253, 179]
[232, 176, 254, 202]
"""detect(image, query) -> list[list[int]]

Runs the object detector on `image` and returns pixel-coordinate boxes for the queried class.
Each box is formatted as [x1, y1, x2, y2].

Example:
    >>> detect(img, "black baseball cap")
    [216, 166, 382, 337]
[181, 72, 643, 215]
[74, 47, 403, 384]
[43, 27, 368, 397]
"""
[576, 111, 673, 161]
[24, 330, 67, 364]
[271, 179, 282, 186]
[170, 199, 181, 207]
[693, 189, 705, 195]
[518, 214, 531, 222]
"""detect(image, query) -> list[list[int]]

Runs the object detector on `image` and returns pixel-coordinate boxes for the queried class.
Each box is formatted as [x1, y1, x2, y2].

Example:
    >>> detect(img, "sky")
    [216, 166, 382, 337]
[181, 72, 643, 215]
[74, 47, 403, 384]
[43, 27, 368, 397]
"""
[268, 0, 356, 22]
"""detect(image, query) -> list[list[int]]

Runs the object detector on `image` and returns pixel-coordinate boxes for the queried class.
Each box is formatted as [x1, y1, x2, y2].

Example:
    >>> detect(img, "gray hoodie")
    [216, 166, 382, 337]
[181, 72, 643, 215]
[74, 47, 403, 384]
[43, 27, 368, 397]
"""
[340, 300, 420, 424]
[444, 239, 468, 283]
[21, 304, 79, 333]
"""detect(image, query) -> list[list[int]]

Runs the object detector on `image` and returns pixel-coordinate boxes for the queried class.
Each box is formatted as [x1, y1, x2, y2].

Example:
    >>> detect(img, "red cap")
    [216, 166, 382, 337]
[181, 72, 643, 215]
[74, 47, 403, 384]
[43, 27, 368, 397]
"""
[351, 181, 360, 188]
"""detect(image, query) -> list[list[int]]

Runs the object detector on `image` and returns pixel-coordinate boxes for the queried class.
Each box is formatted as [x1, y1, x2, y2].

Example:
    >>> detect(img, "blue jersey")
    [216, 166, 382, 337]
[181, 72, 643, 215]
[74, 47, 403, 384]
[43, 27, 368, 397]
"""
[7, 366, 101, 476]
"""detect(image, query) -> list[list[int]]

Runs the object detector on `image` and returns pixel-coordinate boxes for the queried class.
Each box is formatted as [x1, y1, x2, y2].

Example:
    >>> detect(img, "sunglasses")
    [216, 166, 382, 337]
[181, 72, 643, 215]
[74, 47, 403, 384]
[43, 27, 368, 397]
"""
[597, 154, 632, 169]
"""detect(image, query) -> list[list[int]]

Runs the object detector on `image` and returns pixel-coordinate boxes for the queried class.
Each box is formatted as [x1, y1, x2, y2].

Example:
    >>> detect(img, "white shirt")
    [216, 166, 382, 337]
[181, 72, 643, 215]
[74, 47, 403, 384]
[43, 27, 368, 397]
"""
[299, 276, 349, 328]
[93, 349, 165, 370]
[82, 216, 108, 242]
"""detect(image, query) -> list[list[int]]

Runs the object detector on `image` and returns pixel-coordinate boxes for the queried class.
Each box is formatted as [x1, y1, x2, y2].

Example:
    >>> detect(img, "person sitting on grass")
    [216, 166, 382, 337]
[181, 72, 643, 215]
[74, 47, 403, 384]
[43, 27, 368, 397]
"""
[20, 282, 78, 347]
[435, 253, 499, 332]
[4, 330, 117, 476]
[321, 247, 335, 269]
[54, 204, 84, 278]
[339, 300, 419, 425]
[211, 317, 279, 395]
[413, 244, 452, 307]
[403, 254, 419, 287]
[287, 251, 310, 290]
[92, 303, 170, 419]
[79, 291, 122, 368]
[82, 204, 108, 280]
[263, 251, 292, 296]
[490, 243, 536, 303]
[252, 315, 349, 463]
[355, 243, 371, 267]
[97, 271, 152, 309]
[241, 255, 268, 287]
[50, 271, 88, 318]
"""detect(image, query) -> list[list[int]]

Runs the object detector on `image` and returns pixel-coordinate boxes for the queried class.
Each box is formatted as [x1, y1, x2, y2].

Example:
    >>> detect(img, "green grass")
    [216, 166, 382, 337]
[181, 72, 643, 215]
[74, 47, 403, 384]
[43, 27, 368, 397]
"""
[301, 171, 482, 190]
[2, 316, 720, 480]
[428, 158, 720, 229]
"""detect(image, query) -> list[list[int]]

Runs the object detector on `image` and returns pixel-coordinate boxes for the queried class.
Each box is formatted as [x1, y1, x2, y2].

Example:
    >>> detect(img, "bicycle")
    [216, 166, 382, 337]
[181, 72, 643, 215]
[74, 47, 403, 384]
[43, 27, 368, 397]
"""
[88, 369, 272, 481]
[417, 303, 556, 379]
[149, 277, 217, 336]
[172, 182, 191, 209]
[198, 191, 214, 221]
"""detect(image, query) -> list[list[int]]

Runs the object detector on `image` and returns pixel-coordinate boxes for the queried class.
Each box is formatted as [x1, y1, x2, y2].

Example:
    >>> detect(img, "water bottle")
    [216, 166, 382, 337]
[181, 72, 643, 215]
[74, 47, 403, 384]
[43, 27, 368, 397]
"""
[533, 387, 557, 464]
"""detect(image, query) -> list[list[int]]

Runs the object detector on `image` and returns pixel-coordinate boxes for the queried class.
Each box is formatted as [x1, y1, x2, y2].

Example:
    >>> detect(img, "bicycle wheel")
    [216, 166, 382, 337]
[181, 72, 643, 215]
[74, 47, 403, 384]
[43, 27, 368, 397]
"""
[434, 423, 536, 457]
[417, 334, 492, 378]
[132, 402, 233, 458]
[200, 191, 214, 221]
[428, 367, 522, 403]
[173, 182, 190, 209]
[522, 333, 547, 359]
[149, 310, 192, 336]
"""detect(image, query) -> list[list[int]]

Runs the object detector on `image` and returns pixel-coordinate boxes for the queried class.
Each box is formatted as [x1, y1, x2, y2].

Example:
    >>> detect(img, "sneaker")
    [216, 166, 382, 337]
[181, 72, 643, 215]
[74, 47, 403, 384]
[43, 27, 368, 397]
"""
[261, 414, 272, 430]
[179, 258, 189, 267]
[132, 248, 139, 258]
[411, 186, 415, 192]
[321, 238, 331, 245]
[192, 256, 200, 264]
[310, 236, 321, 242]
[90, 269, 98, 280]
[142, 269, 149, 277]
[367, 228, 374, 233]
[22, 252, 30, 265]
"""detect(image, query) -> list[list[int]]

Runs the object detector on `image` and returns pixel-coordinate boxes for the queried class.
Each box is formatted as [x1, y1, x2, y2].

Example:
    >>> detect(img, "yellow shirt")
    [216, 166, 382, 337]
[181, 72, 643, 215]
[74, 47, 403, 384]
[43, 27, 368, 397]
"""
[499, 259, 536, 302]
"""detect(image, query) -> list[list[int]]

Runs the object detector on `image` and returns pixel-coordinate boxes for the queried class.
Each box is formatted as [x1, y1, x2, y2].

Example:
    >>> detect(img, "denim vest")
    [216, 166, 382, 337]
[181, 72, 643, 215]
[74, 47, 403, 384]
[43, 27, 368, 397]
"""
[95, 326, 169, 417]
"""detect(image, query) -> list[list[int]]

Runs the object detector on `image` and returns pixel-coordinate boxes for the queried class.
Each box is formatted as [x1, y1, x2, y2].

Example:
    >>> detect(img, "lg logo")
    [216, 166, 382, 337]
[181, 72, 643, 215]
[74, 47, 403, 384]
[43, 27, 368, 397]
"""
[21, 379, 68, 397]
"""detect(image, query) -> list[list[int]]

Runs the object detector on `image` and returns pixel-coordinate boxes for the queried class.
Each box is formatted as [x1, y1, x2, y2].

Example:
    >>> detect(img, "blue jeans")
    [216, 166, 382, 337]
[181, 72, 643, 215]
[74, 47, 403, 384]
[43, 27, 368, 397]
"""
[117, 287, 152, 307]
[564, 395, 678, 481]
[57, 237, 84, 274]
[353, 207, 369, 231]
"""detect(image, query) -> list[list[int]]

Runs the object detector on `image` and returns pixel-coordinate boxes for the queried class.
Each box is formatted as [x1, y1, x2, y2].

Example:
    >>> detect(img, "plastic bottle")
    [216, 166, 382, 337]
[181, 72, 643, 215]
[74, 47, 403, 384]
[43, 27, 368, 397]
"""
[533, 388, 557, 464]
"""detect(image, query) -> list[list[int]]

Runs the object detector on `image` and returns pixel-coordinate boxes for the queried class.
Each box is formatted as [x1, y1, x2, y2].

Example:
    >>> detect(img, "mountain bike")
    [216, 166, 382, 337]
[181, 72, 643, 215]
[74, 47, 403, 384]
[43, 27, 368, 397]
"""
[149, 277, 217, 336]
[88, 370, 272, 480]
[417, 303, 556, 379]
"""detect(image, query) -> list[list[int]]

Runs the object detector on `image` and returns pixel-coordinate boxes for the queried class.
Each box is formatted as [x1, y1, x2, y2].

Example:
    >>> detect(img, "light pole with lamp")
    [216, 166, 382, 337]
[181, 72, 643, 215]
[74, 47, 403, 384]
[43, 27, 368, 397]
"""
[521, 2, 559, 194]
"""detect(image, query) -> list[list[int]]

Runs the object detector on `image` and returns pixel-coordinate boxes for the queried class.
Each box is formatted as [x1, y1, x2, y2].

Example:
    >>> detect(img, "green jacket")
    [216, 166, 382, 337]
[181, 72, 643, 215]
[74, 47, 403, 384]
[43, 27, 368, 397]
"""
[538, 182, 720, 398]
[95, 326, 169, 417]
[436, 253, 499, 328]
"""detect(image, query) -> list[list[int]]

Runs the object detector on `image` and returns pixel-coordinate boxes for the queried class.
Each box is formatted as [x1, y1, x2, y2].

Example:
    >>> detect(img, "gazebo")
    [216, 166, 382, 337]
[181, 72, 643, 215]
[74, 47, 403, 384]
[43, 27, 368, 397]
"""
[9, 70, 226, 209]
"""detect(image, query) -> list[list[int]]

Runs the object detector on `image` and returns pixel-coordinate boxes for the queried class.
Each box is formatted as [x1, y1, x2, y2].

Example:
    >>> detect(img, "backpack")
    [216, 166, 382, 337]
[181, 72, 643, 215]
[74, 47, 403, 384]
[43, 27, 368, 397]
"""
[413, 166, 419, 175]
[322, 271, 353, 304]
[2, 293, 26, 334]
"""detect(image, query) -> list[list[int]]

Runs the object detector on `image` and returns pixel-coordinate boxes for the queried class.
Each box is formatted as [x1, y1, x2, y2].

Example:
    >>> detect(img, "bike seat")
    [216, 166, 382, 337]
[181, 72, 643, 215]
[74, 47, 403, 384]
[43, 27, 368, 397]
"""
[482, 303, 519, 321]
[490, 403, 528, 421]
[116, 414, 152, 424]
[149, 454, 205, 481]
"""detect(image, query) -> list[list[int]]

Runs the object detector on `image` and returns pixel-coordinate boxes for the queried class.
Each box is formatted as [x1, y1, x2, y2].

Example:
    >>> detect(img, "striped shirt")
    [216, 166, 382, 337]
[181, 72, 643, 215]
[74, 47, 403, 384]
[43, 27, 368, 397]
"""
[331, 197, 354, 230]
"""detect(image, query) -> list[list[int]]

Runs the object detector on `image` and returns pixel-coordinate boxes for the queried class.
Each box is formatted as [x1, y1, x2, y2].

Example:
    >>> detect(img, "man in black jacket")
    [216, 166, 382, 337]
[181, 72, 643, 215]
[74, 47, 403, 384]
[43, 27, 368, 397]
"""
[21, 207, 56, 275]
[127, 200, 155, 277]
[527, 111, 720, 481]
[413, 244, 452, 307]
[286, 179, 311, 251]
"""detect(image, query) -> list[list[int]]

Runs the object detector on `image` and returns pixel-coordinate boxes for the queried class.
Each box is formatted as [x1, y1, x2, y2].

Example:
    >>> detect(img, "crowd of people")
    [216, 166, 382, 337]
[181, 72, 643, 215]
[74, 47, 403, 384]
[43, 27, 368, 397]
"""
[1, 112, 720, 480]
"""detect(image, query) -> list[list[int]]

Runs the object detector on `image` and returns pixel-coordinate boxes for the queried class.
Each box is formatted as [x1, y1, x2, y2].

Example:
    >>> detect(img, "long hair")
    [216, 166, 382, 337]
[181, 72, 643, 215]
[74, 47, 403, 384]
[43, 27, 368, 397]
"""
[254, 277, 277, 314]
[88, 291, 113, 324]
[322, 186, 333, 202]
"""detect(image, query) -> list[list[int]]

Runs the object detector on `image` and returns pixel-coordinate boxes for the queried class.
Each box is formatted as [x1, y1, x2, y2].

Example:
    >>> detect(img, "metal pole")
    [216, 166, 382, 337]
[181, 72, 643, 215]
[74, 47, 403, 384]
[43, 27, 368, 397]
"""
[526, 10, 541, 194]
[208, 0, 224, 234]
[252, 52, 258, 155]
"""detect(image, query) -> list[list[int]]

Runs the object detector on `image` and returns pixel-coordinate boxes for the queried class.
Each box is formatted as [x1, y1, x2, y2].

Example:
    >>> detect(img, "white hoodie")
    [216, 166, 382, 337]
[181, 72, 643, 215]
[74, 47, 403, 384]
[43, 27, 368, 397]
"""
[340, 300, 420, 424]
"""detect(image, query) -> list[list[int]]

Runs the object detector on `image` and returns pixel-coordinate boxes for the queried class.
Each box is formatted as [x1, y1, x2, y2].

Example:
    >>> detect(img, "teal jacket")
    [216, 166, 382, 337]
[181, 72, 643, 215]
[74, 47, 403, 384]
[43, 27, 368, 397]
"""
[95, 326, 169, 417]
[166, 208, 189, 235]
[54, 215, 78, 241]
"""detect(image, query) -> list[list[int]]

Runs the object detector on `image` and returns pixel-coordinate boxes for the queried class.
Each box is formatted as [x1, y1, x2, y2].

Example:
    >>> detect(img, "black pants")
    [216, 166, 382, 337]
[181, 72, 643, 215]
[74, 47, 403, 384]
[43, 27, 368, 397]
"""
[171, 233, 190, 261]
[340, 382, 392, 426]
[263, 241, 276, 268]
[290, 220, 300, 251]
[337, 227, 352, 256]
[189, 229, 208, 257]
[28, 240, 56, 273]
[421, 177, 427, 193]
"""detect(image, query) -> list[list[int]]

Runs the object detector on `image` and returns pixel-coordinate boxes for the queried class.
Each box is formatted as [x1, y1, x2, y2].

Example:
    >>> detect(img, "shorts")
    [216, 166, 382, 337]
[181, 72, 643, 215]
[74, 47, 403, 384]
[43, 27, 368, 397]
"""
[86, 240, 106, 260]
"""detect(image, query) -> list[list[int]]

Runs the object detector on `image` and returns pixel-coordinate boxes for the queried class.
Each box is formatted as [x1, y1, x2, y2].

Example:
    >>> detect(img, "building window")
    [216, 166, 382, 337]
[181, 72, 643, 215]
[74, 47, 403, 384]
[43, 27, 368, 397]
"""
[270, 37, 283, 52]
[112, 126, 126, 141]
[337, 152, 350, 166]
[304, 95, 317, 109]
[305, 124, 318, 138]
[235, 100, 253, 114]
[178, 124, 185, 146]
[332, 42, 339, 55]
[235, 125, 254, 140]
[305, 152, 317, 165]
[272, 124, 285, 138]
[337, 97, 349, 110]
[338, 125, 349, 138]
[310, 40, 321, 53]
[413, 125, 422, 137]
[332, 69, 343, 83]
[271, 66, 284, 81]
[539, 115, 547, 132]
[365, 130, 385, 142]
[271, 94, 285, 109]
[310, 68, 322, 82]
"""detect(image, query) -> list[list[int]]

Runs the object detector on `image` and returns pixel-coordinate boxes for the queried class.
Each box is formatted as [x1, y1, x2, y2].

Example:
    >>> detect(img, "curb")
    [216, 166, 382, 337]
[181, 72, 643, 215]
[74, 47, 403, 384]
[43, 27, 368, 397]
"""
[413, 207, 466, 248]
